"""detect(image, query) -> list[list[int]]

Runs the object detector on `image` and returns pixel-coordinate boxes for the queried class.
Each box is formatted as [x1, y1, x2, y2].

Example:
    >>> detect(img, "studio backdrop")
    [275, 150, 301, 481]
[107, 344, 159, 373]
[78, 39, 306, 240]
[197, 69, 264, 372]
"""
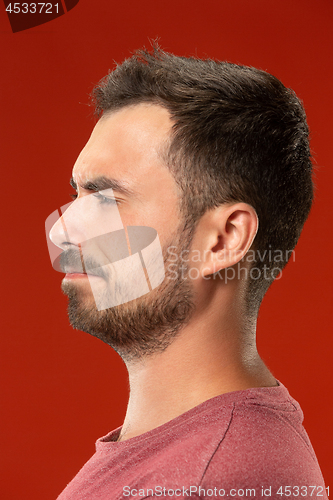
[0, 1, 332, 498]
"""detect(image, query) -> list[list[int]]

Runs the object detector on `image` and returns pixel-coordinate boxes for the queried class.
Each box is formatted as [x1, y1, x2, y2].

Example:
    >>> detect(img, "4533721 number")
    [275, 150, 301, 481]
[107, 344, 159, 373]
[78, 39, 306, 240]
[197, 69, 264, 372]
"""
[6, 3, 59, 14]
[276, 485, 329, 497]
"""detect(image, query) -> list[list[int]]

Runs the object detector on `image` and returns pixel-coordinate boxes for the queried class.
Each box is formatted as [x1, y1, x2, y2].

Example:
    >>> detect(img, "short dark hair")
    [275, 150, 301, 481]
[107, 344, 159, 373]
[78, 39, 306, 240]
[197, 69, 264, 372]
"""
[92, 46, 313, 313]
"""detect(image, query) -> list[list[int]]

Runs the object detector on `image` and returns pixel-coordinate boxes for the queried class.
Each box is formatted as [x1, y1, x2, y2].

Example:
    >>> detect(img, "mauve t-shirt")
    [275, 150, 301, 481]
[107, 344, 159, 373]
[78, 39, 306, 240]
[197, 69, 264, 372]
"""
[56, 383, 327, 499]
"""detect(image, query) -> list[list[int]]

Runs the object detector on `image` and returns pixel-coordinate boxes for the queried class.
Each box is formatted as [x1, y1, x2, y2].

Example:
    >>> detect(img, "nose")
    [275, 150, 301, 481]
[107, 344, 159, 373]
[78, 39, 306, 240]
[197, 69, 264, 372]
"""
[46, 193, 126, 271]
[47, 199, 94, 273]
[48, 201, 78, 250]
[45, 202, 76, 273]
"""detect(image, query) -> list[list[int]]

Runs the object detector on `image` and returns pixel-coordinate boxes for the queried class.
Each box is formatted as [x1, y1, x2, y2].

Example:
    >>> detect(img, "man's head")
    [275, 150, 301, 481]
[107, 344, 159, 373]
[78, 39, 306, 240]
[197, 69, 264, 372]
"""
[92, 46, 313, 312]
[50, 104, 198, 361]
[49, 47, 313, 360]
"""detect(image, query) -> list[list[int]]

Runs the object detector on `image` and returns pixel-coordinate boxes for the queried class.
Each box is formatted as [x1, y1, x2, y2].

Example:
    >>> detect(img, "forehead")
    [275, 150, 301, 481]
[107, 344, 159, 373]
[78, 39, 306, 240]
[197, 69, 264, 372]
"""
[72, 103, 174, 191]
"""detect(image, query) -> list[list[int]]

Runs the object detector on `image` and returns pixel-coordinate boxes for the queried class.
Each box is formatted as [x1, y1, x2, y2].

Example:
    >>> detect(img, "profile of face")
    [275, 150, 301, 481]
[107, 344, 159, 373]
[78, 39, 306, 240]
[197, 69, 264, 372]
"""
[48, 104, 196, 361]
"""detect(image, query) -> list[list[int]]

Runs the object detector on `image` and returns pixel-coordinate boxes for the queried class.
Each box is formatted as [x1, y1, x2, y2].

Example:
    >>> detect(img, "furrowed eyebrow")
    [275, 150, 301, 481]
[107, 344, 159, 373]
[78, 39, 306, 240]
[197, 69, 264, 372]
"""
[70, 176, 135, 197]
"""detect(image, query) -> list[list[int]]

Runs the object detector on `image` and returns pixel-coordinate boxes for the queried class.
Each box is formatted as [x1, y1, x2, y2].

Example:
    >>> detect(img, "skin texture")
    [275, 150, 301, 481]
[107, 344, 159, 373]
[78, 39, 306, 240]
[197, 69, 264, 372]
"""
[50, 103, 277, 442]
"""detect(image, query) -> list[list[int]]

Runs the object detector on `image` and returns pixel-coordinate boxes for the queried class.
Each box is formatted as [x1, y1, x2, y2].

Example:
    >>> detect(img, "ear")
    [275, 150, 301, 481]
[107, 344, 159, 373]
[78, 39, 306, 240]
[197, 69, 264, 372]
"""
[193, 203, 258, 277]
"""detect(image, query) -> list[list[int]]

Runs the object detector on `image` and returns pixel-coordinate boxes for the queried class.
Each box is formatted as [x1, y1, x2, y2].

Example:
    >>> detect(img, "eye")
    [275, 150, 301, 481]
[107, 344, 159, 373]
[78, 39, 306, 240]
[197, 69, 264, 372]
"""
[69, 191, 119, 204]
[93, 192, 118, 205]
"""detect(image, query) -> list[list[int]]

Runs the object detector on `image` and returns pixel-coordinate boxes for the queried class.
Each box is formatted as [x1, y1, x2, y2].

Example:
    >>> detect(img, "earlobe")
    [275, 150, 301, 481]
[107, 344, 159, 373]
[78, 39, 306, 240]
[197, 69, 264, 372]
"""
[199, 203, 258, 277]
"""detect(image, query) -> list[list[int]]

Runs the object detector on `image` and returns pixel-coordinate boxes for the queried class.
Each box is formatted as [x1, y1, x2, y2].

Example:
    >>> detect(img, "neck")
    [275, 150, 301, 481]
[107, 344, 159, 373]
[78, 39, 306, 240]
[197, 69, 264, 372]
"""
[118, 293, 276, 441]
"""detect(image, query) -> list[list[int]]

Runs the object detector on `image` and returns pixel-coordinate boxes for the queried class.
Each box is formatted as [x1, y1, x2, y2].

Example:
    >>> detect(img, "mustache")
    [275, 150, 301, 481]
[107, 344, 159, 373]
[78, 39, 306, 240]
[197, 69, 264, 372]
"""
[59, 248, 109, 279]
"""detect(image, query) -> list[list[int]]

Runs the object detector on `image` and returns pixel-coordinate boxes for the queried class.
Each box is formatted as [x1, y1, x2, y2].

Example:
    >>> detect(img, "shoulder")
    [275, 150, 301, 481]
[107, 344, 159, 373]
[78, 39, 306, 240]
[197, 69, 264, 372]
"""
[199, 384, 325, 494]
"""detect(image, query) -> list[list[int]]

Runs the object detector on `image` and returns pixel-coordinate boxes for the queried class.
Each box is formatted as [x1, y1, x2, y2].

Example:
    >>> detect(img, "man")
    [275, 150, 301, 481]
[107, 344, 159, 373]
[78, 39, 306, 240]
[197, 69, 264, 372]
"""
[48, 47, 327, 499]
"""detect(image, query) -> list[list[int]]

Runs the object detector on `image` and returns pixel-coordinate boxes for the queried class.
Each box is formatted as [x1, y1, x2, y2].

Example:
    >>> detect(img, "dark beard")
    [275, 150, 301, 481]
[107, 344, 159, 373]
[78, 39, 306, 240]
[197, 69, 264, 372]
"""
[61, 227, 195, 362]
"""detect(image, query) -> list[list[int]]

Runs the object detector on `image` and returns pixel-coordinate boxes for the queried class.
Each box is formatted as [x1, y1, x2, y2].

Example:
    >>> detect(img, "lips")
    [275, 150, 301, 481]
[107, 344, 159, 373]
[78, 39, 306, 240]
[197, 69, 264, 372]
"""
[64, 266, 105, 279]
[64, 267, 84, 274]
[65, 269, 98, 277]
[65, 272, 87, 277]
[60, 250, 107, 279]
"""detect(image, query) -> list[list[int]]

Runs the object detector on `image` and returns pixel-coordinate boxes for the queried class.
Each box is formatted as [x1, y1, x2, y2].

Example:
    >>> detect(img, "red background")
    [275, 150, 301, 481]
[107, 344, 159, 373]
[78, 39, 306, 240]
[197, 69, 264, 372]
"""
[0, 1, 332, 498]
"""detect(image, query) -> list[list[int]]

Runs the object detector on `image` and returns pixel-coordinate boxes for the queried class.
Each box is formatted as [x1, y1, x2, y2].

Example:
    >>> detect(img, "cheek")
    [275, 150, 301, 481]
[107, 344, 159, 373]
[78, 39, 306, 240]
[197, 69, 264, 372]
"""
[185, 259, 204, 284]
[126, 206, 181, 247]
